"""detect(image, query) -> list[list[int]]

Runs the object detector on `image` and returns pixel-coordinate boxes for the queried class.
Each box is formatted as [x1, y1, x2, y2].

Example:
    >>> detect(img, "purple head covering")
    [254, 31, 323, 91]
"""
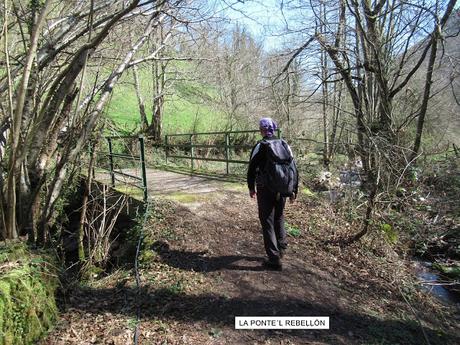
[259, 117, 277, 137]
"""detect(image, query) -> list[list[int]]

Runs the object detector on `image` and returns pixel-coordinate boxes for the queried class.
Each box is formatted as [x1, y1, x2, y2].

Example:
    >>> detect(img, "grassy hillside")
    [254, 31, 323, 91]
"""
[106, 67, 225, 135]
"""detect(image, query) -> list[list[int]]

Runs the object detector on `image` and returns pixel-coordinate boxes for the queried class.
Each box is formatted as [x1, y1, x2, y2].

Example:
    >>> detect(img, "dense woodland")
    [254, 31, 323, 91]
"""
[0, 0, 458, 241]
[0, 0, 459, 344]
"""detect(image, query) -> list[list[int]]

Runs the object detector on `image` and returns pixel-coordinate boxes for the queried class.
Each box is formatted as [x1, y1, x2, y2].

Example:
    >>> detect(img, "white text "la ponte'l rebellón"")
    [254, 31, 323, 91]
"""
[235, 317, 330, 329]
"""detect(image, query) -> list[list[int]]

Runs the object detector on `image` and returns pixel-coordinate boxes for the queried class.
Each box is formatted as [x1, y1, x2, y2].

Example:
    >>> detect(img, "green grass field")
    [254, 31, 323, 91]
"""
[105, 67, 225, 135]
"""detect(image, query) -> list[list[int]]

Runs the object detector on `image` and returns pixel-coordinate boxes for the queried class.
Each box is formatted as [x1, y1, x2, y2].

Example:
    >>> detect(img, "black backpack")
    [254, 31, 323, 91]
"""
[260, 139, 297, 197]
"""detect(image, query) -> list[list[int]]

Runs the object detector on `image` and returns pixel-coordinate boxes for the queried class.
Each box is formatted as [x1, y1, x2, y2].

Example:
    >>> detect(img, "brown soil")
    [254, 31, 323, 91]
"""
[43, 172, 460, 345]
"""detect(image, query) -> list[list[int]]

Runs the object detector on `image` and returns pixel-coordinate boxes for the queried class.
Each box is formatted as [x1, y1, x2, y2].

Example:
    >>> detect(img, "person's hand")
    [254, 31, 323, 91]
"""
[289, 193, 296, 203]
[249, 190, 257, 199]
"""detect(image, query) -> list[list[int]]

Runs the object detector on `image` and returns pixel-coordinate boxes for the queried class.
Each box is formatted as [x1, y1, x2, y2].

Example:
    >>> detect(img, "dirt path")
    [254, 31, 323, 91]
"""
[43, 173, 460, 344]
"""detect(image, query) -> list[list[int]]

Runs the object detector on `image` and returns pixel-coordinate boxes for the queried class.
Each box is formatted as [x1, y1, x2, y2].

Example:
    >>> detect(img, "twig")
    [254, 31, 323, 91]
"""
[398, 285, 431, 345]
[420, 281, 459, 286]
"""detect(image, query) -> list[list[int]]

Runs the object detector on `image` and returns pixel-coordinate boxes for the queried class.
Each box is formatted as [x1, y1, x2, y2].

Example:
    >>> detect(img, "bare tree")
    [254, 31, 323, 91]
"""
[265, 55, 302, 137]
[280, 0, 458, 241]
[0, 0, 188, 242]
[195, 24, 264, 130]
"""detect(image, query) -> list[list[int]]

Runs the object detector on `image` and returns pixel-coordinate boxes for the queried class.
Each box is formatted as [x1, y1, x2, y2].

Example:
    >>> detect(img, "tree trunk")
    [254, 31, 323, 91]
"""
[328, 80, 343, 159]
[328, 0, 346, 161]
[320, 0, 330, 169]
[5, 0, 52, 240]
[150, 52, 166, 141]
[78, 140, 97, 262]
[346, 172, 378, 244]
[38, 11, 156, 238]
[133, 64, 149, 131]
[408, 0, 458, 161]
[410, 29, 440, 162]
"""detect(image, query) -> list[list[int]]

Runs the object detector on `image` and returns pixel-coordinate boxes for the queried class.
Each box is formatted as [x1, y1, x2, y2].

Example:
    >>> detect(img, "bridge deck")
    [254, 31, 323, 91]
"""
[94, 168, 243, 199]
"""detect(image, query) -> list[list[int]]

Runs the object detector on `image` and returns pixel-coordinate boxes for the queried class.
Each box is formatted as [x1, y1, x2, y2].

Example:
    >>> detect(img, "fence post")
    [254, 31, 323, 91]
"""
[165, 135, 169, 164]
[107, 137, 115, 187]
[190, 134, 194, 171]
[225, 132, 230, 175]
[138, 135, 148, 202]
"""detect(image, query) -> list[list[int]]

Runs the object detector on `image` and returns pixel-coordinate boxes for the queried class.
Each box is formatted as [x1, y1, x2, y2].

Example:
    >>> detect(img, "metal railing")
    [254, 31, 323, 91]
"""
[165, 129, 281, 174]
[92, 129, 284, 200]
[102, 135, 148, 202]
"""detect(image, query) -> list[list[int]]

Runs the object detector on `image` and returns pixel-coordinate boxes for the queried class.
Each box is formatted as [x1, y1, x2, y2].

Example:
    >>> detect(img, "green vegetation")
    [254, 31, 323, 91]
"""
[432, 263, 460, 279]
[380, 223, 399, 245]
[164, 192, 203, 204]
[222, 182, 247, 192]
[163, 92, 225, 134]
[114, 185, 144, 201]
[209, 328, 222, 338]
[0, 243, 58, 345]
[300, 186, 315, 197]
[286, 222, 301, 237]
[164, 280, 185, 295]
[106, 71, 225, 134]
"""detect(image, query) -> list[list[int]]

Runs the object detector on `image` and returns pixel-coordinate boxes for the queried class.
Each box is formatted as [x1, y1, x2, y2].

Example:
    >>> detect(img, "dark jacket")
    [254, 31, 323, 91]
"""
[247, 136, 299, 195]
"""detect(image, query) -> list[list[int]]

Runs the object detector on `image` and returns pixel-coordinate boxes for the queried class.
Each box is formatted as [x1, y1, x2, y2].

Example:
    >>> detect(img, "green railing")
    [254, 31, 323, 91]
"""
[165, 129, 281, 174]
[92, 129, 282, 200]
[102, 135, 148, 202]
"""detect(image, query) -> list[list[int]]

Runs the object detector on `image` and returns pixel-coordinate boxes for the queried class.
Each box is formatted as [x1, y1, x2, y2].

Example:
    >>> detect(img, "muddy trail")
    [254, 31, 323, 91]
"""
[43, 178, 460, 345]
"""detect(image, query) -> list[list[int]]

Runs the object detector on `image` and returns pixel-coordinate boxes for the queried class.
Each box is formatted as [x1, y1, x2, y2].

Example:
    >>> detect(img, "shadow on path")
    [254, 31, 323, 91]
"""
[61, 284, 458, 345]
[152, 241, 265, 272]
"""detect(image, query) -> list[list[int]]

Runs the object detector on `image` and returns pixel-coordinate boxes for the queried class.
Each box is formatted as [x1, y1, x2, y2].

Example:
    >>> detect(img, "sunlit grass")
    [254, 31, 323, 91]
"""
[105, 67, 225, 134]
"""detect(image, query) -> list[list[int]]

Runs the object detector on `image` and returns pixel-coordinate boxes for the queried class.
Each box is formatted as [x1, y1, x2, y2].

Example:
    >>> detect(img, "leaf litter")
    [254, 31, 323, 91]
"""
[42, 185, 460, 344]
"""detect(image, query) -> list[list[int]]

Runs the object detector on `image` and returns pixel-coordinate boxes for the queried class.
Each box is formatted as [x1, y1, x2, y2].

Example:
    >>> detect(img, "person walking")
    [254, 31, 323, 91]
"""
[247, 118, 298, 270]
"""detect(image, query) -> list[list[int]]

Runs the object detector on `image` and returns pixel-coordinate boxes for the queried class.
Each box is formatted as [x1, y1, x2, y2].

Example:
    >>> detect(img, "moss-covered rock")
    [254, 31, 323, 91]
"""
[433, 262, 460, 279]
[0, 243, 58, 345]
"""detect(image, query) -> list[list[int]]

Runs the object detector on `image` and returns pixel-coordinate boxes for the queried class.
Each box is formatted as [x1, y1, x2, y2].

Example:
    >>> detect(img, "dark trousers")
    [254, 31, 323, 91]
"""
[256, 185, 287, 261]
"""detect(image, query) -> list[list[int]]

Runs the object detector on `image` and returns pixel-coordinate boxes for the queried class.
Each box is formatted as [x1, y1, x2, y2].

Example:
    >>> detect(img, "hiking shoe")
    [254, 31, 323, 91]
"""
[262, 259, 282, 271]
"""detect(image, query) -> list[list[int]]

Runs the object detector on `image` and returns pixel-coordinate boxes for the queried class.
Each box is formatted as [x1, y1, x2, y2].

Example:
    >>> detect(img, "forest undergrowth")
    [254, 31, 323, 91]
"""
[41, 169, 460, 344]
